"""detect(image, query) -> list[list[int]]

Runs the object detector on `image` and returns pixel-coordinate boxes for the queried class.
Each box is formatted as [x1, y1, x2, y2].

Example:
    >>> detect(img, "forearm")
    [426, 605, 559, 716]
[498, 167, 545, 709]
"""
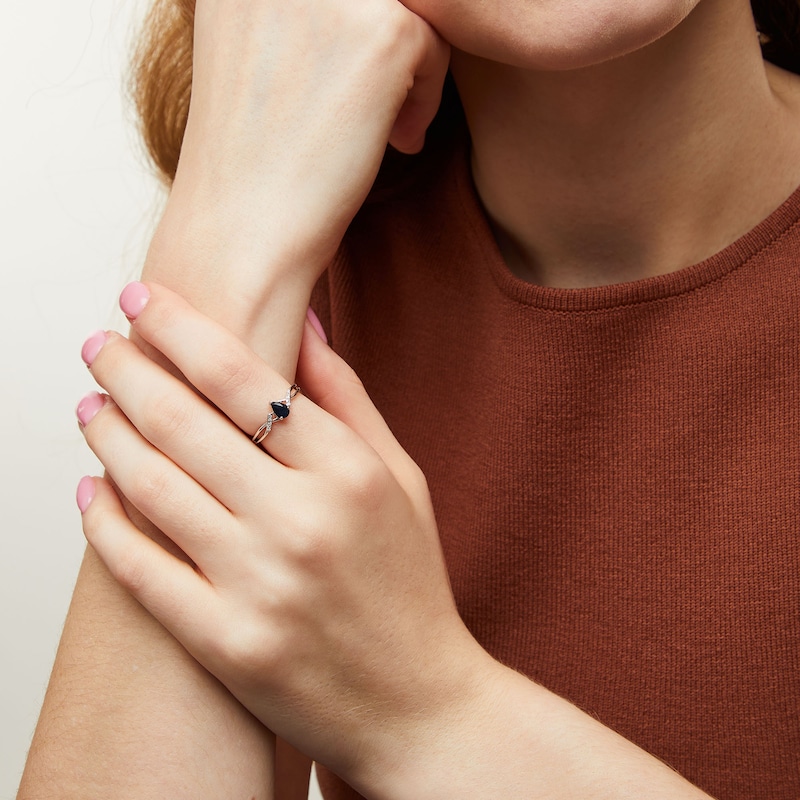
[376, 658, 713, 800]
[18, 547, 275, 799]
[19, 213, 321, 798]
[21, 0, 449, 789]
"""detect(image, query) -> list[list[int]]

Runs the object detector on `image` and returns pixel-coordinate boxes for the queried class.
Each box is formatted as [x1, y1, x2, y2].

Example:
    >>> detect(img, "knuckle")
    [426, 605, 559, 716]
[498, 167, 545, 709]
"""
[292, 527, 335, 570]
[406, 461, 430, 497]
[379, 1, 415, 37]
[339, 360, 367, 394]
[286, 504, 336, 567]
[216, 624, 250, 666]
[143, 390, 195, 443]
[357, 2, 416, 61]
[205, 344, 260, 404]
[216, 620, 282, 680]
[113, 542, 149, 595]
[337, 452, 388, 504]
[129, 463, 174, 510]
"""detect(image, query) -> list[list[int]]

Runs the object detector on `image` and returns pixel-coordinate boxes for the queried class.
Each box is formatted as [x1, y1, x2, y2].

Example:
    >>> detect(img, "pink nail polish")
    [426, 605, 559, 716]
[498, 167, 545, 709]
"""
[119, 281, 150, 321]
[81, 330, 108, 367]
[76, 391, 106, 427]
[307, 307, 328, 344]
[76, 476, 96, 513]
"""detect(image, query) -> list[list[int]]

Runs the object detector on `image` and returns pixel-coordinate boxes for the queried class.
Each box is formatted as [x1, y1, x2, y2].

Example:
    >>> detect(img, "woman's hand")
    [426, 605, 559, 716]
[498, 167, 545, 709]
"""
[147, 0, 450, 306]
[76, 282, 493, 792]
[143, 0, 450, 375]
[74, 283, 714, 800]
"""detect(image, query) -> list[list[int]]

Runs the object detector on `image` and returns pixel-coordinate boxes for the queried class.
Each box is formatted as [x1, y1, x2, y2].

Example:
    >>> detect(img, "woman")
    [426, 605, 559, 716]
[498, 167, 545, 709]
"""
[18, 0, 800, 797]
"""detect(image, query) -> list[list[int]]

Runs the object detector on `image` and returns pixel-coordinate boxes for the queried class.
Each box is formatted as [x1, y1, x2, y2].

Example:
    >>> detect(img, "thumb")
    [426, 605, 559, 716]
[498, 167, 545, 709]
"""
[388, 28, 451, 154]
[296, 312, 419, 485]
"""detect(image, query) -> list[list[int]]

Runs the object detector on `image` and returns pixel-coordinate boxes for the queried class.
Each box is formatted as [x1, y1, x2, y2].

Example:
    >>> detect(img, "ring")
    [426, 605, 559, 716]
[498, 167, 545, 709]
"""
[252, 384, 301, 444]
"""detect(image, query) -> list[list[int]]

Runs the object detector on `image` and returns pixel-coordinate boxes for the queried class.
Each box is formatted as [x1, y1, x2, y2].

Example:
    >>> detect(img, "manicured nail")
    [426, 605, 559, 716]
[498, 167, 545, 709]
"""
[119, 281, 150, 321]
[81, 330, 108, 367]
[307, 307, 328, 344]
[76, 391, 106, 427]
[76, 476, 96, 513]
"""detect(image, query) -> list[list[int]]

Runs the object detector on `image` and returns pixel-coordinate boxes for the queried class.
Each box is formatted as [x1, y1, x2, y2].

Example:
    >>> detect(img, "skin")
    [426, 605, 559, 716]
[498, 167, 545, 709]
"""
[19, 0, 800, 797]
[19, 4, 446, 796]
[76, 281, 712, 799]
[403, 0, 702, 69]
[449, 0, 800, 287]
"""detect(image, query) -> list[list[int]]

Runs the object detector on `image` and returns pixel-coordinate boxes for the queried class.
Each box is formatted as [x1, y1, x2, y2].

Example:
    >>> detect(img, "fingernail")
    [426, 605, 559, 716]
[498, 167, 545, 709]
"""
[81, 330, 108, 367]
[76, 391, 106, 427]
[119, 281, 150, 321]
[307, 307, 328, 344]
[76, 476, 96, 513]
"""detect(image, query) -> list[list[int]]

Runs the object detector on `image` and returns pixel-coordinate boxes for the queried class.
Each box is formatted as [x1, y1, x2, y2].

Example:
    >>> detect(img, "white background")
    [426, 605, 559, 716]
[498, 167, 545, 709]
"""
[1, 1, 321, 797]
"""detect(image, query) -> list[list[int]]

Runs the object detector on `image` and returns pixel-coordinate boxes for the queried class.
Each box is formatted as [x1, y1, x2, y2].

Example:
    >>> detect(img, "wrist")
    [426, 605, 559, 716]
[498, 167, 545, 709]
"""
[142, 187, 333, 309]
[144, 172, 339, 288]
[364, 658, 712, 800]
[136, 216, 324, 381]
[139, 193, 331, 373]
[350, 636, 515, 800]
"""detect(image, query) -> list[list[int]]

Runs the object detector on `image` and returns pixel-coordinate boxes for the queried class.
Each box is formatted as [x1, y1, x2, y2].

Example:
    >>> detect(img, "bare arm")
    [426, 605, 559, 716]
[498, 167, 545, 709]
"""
[18, 0, 448, 795]
[67, 283, 716, 800]
[18, 240, 317, 798]
[18, 547, 277, 799]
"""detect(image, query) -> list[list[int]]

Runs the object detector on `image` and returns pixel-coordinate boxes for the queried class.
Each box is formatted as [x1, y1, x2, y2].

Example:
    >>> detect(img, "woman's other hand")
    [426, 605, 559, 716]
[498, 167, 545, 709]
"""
[76, 282, 492, 792]
[147, 0, 450, 305]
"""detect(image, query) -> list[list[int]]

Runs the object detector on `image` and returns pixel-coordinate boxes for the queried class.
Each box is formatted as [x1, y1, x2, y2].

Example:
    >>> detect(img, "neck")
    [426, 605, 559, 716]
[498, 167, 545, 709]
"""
[451, 0, 800, 288]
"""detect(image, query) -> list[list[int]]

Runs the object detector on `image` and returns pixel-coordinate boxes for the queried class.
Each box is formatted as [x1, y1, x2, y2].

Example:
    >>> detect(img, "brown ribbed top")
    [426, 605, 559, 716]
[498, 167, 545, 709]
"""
[314, 143, 800, 800]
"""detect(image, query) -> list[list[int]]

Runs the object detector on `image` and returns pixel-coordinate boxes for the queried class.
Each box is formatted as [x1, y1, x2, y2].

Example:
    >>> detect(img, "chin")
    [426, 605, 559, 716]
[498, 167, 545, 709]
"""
[406, 0, 701, 70]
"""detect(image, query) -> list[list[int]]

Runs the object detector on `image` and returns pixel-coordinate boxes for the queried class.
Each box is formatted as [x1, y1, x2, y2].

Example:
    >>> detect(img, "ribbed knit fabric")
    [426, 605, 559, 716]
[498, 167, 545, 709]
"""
[313, 142, 800, 800]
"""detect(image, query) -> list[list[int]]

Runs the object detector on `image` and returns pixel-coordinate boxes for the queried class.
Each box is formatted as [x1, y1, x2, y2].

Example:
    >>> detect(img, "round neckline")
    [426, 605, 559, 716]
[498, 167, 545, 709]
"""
[454, 144, 800, 313]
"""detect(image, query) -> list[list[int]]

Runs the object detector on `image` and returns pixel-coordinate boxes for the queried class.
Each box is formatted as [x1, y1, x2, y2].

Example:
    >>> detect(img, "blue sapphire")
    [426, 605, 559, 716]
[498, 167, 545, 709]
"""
[271, 401, 290, 419]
